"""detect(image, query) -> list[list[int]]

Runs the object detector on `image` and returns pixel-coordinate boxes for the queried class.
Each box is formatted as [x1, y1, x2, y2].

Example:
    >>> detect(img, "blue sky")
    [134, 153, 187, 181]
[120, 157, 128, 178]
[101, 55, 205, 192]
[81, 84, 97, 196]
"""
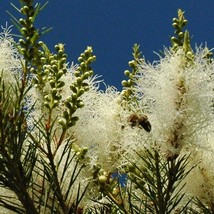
[0, 1, 214, 89]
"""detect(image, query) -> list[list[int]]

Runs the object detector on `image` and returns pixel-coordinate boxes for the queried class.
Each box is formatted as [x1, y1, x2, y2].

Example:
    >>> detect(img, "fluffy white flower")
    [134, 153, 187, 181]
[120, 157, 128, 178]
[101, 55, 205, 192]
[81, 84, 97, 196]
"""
[134, 47, 214, 156]
[131, 46, 214, 207]
[0, 25, 22, 85]
[71, 85, 123, 171]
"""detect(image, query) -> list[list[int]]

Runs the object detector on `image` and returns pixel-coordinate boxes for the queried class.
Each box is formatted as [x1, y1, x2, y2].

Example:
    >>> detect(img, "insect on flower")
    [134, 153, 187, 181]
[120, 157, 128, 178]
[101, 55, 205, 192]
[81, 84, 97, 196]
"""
[128, 113, 151, 132]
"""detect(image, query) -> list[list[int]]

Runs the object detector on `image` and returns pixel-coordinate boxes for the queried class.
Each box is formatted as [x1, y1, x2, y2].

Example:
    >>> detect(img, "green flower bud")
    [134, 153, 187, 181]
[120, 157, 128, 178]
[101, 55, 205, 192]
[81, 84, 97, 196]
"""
[88, 70, 94, 76]
[58, 43, 65, 51]
[98, 175, 107, 184]
[63, 111, 69, 120]
[59, 118, 67, 128]
[21, 27, 27, 35]
[80, 62, 85, 68]
[76, 77, 82, 85]
[172, 44, 178, 50]
[82, 147, 88, 153]
[186, 51, 194, 59]
[78, 88, 85, 96]
[78, 56, 83, 62]
[38, 41, 43, 46]
[44, 95, 50, 101]
[171, 37, 179, 44]
[72, 93, 77, 101]
[71, 116, 79, 123]
[47, 65, 52, 69]
[23, 6, 29, 13]
[172, 18, 179, 23]
[58, 50, 65, 55]
[29, 17, 34, 23]
[58, 69, 64, 77]
[121, 80, 127, 87]
[128, 60, 135, 67]
[68, 119, 77, 127]
[44, 69, 49, 74]
[70, 85, 77, 93]
[26, 37, 31, 43]
[76, 152, 81, 156]
[84, 46, 92, 55]
[182, 19, 188, 26]
[49, 55, 55, 61]
[49, 80, 55, 87]
[19, 18, 26, 26]
[55, 44, 60, 51]
[56, 94, 62, 100]
[30, 67, 35, 73]
[129, 73, 133, 79]
[52, 64, 57, 70]
[178, 32, 184, 39]
[87, 56, 94, 63]
[60, 57, 67, 64]
[52, 88, 57, 95]
[42, 76, 47, 82]
[124, 70, 130, 76]
[172, 22, 178, 28]
[127, 79, 133, 86]
[44, 101, 50, 109]
[20, 48, 26, 54]
[112, 188, 119, 195]
[83, 71, 90, 78]
[64, 100, 72, 109]
[41, 57, 46, 63]
[19, 39, 25, 45]
[53, 100, 59, 107]
[74, 70, 80, 77]
[83, 86, 89, 92]
[62, 68, 67, 74]
[77, 100, 84, 108]
[56, 81, 65, 88]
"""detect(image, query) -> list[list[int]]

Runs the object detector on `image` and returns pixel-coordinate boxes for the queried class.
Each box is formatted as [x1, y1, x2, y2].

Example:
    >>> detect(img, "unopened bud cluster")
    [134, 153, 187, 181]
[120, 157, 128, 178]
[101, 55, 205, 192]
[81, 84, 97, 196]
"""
[71, 142, 88, 161]
[42, 44, 67, 110]
[171, 9, 194, 64]
[121, 44, 143, 101]
[17, 3, 41, 62]
[59, 46, 96, 129]
[171, 9, 188, 49]
[92, 165, 109, 184]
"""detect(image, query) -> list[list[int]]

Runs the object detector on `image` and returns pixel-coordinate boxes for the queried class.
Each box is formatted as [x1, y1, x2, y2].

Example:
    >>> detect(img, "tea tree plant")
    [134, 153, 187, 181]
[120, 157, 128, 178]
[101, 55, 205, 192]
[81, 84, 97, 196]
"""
[0, 1, 213, 214]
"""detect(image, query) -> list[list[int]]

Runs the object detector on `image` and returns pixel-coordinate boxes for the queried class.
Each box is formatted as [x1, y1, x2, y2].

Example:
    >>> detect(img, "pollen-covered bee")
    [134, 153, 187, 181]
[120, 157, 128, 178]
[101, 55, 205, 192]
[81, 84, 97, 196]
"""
[128, 113, 151, 132]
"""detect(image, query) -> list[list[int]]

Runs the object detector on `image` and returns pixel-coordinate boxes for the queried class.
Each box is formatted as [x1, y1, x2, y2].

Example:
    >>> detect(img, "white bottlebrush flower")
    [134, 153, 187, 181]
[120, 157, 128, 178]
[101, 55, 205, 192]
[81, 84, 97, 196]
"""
[0, 25, 22, 84]
[134, 47, 214, 157]
[180, 143, 214, 209]
[70, 84, 123, 171]
[129, 46, 214, 208]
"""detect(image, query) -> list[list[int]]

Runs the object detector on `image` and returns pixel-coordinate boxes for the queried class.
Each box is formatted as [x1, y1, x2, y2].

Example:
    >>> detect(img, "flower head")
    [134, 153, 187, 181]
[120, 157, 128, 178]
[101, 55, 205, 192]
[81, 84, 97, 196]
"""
[0, 25, 22, 84]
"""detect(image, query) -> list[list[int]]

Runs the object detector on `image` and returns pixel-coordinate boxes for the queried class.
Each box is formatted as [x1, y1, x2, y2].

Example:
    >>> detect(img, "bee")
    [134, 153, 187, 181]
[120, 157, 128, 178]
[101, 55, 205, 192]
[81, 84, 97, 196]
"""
[128, 113, 151, 132]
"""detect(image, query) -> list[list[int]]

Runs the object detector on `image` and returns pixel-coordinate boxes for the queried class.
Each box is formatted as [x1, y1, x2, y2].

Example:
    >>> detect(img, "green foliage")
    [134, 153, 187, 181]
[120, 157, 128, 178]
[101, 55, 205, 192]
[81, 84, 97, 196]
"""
[126, 149, 193, 213]
[93, 148, 194, 214]
[0, 74, 37, 213]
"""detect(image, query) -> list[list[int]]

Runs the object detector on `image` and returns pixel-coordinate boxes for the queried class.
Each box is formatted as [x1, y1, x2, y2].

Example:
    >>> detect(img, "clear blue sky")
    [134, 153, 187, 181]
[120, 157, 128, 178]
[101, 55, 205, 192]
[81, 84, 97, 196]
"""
[0, 1, 214, 89]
